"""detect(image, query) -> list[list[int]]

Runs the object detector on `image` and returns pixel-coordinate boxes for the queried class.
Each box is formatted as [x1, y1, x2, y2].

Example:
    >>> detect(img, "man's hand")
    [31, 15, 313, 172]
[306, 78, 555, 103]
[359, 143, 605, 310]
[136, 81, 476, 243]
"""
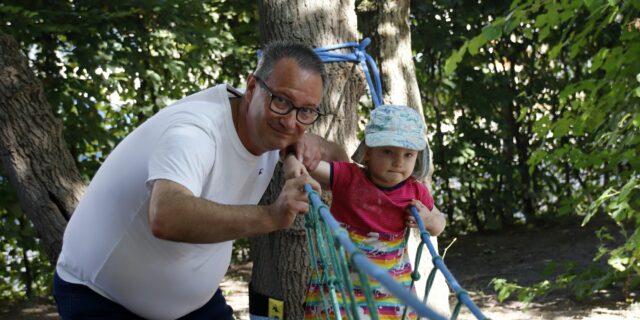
[285, 133, 324, 171]
[268, 174, 321, 230]
[282, 133, 349, 171]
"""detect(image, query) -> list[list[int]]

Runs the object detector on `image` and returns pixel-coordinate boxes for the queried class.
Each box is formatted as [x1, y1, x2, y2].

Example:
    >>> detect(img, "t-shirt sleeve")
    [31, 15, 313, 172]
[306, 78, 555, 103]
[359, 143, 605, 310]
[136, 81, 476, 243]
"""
[416, 182, 435, 211]
[330, 161, 354, 192]
[147, 121, 215, 197]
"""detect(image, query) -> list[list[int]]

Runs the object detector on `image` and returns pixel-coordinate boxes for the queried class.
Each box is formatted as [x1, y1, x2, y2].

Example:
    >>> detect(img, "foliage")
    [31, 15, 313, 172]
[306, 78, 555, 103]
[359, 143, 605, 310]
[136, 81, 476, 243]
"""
[437, 0, 639, 301]
[412, 0, 537, 233]
[0, 178, 52, 300]
[491, 277, 553, 303]
[1, 0, 258, 177]
[491, 261, 614, 303]
[0, 0, 258, 299]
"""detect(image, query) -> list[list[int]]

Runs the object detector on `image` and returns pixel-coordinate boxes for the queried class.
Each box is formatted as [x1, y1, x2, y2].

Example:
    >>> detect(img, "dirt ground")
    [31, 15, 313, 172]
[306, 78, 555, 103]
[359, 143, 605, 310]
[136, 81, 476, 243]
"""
[440, 216, 639, 320]
[1, 216, 638, 319]
[219, 216, 639, 320]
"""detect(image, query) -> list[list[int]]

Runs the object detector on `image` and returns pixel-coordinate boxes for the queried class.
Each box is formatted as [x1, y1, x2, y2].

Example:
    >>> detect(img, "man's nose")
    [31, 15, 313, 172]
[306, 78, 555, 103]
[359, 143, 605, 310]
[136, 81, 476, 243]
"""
[280, 111, 298, 130]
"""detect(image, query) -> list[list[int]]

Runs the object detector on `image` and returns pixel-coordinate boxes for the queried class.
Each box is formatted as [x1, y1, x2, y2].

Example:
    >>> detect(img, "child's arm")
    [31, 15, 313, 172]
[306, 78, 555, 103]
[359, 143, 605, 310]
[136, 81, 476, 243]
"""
[282, 153, 309, 179]
[406, 199, 446, 236]
[282, 154, 332, 189]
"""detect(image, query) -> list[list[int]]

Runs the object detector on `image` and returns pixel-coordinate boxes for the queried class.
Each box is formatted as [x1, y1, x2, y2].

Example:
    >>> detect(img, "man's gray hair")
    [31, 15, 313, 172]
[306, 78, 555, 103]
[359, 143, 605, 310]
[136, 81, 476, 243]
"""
[254, 41, 326, 89]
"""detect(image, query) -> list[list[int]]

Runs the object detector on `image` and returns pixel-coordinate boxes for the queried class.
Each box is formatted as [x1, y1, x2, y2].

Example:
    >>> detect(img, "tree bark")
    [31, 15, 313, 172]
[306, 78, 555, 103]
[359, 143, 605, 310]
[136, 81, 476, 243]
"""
[0, 31, 85, 261]
[250, 1, 364, 319]
[357, 0, 421, 108]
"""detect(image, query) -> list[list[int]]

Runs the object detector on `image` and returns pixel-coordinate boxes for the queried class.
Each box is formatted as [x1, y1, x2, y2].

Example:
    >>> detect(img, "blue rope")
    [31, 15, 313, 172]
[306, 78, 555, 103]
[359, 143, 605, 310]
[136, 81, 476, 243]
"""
[409, 206, 488, 320]
[313, 38, 384, 108]
[304, 184, 447, 320]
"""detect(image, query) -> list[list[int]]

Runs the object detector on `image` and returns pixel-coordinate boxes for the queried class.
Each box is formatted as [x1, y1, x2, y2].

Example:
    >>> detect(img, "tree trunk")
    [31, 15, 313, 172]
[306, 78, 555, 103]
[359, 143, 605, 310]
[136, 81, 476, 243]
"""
[357, 0, 421, 108]
[0, 31, 84, 262]
[357, 1, 450, 316]
[357, 0, 433, 186]
[250, 1, 364, 319]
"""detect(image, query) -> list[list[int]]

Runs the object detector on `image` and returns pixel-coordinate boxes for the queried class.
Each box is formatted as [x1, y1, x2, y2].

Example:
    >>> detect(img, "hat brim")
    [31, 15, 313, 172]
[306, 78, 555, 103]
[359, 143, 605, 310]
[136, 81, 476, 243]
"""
[365, 133, 427, 151]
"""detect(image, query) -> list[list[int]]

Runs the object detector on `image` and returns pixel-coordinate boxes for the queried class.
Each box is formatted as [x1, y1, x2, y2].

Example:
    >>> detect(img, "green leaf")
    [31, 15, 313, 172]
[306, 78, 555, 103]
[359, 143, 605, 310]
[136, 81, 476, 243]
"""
[503, 20, 518, 35]
[523, 28, 534, 40]
[548, 43, 563, 59]
[442, 78, 456, 89]
[481, 20, 504, 41]
[468, 34, 487, 55]
[145, 70, 162, 83]
[583, 0, 600, 10]
[528, 149, 548, 172]
[444, 43, 468, 75]
[539, 26, 551, 41]
[517, 106, 528, 122]
[591, 48, 609, 71]
[627, 188, 640, 212]
[553, 118, 571, 138]
[559, 203, 572, 215]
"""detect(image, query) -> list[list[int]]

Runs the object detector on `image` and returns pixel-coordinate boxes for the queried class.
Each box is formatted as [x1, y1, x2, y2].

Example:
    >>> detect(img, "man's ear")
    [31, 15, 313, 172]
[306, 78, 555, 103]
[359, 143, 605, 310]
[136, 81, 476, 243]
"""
[245, 74, 257, 100]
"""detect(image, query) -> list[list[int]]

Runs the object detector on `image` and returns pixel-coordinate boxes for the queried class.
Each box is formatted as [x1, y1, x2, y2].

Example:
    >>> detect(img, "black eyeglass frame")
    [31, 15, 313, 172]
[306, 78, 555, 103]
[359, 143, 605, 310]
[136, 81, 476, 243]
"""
[254, 75, 323, 125]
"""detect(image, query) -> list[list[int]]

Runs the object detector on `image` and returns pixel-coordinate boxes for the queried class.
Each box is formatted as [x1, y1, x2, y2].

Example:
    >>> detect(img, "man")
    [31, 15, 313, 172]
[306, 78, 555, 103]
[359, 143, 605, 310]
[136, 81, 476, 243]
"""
[53, 42, 348, 319]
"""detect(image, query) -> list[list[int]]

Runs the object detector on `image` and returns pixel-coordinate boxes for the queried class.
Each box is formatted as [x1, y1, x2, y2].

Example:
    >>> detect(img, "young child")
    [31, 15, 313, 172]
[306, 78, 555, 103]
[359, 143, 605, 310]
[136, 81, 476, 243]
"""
[283, 104, 446, 319]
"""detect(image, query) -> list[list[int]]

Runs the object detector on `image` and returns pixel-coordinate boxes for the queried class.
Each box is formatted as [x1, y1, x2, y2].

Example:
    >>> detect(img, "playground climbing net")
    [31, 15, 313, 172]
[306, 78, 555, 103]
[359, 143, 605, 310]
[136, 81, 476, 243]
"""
[303, 184, 488, 320]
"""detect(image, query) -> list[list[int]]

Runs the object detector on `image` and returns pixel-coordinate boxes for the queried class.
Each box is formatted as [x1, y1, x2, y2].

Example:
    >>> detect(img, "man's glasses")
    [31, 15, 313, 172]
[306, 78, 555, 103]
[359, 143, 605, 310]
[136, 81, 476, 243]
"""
[254, 76, 323, 125]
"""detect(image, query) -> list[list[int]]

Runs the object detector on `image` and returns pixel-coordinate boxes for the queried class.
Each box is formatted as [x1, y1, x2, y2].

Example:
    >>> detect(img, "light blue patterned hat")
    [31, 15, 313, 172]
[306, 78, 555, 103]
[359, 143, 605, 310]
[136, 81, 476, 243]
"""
[364, 104, 427, 150]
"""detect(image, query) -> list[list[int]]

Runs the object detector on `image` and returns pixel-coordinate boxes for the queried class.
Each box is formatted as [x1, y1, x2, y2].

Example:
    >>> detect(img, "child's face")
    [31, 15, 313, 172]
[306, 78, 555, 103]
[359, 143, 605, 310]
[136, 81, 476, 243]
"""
[364, 146, 418, 187]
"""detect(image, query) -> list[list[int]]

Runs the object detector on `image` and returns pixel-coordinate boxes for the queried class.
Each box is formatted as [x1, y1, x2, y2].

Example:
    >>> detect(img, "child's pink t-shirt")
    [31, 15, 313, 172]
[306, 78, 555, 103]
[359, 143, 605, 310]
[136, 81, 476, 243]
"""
[329, 161, 434, 235]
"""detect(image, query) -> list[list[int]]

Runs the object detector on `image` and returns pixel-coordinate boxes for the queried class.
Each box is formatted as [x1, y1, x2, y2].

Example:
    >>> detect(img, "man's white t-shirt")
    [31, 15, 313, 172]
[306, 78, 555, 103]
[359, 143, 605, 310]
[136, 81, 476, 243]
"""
[56, 84, 279, 319]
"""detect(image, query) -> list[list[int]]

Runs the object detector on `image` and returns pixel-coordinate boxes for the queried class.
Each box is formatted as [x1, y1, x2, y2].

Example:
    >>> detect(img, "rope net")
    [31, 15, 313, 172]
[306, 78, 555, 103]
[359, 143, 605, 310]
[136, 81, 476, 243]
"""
[303, 184, 488, 320]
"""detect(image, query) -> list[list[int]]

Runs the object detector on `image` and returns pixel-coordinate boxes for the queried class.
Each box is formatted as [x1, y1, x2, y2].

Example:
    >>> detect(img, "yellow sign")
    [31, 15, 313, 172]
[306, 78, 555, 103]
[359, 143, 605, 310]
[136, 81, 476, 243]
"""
[268, 297, 284, 319]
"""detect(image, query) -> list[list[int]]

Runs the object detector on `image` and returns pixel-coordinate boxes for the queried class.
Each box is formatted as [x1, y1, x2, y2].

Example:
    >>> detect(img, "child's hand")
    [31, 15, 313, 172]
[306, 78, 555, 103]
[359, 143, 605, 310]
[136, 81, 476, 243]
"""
[405, 199, 446, 236]
[283, 154, 309, 180]
[405, 199, 426, 229]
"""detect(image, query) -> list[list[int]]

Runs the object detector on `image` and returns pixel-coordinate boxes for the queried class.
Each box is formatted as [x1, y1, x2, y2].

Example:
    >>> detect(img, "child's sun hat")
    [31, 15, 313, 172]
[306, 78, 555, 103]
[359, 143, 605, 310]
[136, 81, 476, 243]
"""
[365, 104, 427, 150]
[352, 104, 431, 179]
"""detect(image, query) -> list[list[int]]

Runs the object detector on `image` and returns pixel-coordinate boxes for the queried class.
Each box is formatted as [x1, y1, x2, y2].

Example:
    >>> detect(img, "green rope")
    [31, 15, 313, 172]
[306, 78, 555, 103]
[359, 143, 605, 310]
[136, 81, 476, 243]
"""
[350, 250, 378, 320]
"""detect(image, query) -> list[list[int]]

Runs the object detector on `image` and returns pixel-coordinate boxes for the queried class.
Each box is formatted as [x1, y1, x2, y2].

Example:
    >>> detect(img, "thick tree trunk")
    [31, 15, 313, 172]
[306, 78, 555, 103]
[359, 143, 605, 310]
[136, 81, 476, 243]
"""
[250, 1, 364, 319]
[357, 0, 421, 108]
[0, 31, 85, 261]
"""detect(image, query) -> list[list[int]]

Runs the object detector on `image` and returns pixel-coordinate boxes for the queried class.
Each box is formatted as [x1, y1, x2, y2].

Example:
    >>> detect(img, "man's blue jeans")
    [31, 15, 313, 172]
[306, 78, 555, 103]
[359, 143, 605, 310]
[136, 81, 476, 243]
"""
[53, 272, 234, 319]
